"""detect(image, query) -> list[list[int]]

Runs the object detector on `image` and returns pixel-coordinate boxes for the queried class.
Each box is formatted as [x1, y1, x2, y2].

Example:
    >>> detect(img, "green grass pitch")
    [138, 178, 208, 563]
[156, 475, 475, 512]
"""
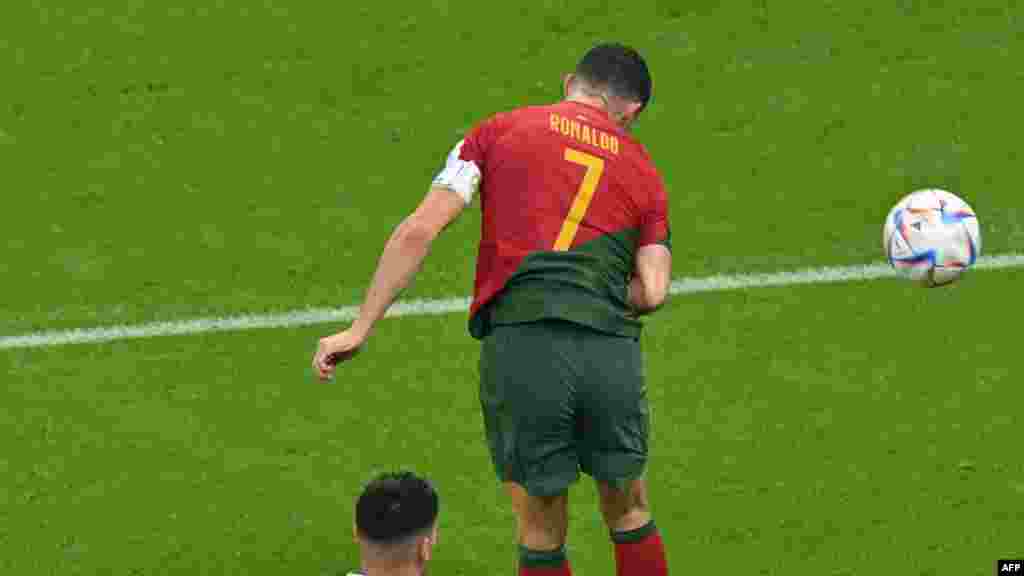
[2, 1, 1022, 574]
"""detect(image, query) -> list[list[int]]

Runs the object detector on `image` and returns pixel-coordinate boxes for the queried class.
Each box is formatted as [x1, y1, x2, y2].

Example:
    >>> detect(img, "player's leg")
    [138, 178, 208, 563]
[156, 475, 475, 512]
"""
[479, 320, 579, 575]
[577, 330, 668, 576]
[597, 476, 650, 532]
[598, 478, 667, 576]
[505, 482, 571, 573]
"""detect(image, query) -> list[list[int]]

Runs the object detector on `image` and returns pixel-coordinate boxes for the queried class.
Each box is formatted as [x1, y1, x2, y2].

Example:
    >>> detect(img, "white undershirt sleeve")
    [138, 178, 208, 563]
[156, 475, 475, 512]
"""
[432, 140, 481, 205]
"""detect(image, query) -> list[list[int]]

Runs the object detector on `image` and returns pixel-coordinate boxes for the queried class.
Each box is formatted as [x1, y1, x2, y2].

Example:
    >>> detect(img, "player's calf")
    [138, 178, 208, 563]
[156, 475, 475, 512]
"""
[505, 483, 572, 576]
[598, 479, 668, 576]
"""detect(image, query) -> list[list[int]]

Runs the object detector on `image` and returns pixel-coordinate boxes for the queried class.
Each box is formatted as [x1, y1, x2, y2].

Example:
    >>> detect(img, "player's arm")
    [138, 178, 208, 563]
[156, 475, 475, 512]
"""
[312, 137, 483, 381]
[353, 186, 466, 335]
[629, 167, 671, 316]
[312, 186, 466, 380]
[349, 138, 481, 337]
[629, 244, 671, 315]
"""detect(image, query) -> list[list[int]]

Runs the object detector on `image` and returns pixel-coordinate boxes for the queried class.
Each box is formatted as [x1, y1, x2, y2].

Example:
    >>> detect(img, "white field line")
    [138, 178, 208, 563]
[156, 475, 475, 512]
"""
[2, 253, 1022, 350]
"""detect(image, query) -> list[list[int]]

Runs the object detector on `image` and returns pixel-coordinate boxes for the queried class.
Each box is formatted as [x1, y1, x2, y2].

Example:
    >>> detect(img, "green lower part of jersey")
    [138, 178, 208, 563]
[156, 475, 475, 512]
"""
[479, 319, 649, 497]
[472, 228, 645, 339]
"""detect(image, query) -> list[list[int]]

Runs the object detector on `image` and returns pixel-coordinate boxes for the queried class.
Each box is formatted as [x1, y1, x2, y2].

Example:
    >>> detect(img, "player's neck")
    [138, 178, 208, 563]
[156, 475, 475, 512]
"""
[565, 95, 626, 129]
[362, 562, 422, 576]
[566, 93, 608, 111]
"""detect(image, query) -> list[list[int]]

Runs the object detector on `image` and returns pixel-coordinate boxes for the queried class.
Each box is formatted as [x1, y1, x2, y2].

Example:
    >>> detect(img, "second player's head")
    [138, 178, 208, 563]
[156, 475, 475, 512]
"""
[565, 43, 652, 130]
[354, 471, 439, 575]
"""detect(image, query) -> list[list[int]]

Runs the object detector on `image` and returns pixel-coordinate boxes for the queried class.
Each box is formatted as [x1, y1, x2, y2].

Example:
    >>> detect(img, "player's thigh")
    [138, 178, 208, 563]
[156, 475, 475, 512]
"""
[479, 321, 580, 497]
[576, 332, 648, 487]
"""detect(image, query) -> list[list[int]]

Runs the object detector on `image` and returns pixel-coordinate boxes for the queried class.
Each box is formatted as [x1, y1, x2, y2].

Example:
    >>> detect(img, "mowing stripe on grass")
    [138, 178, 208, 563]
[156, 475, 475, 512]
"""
[2, 253, 1023, 350]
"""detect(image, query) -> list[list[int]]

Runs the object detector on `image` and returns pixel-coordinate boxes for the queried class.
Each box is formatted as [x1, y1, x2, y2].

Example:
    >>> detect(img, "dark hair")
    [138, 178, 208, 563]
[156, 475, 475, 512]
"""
[356, 471, 439, 544]
[575, 43, 652, 109]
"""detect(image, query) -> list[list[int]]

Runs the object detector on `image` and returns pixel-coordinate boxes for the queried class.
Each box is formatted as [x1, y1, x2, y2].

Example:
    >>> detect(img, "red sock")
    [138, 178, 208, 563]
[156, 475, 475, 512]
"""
[519, 546, 572, 576]
[613, 521, 668, 576]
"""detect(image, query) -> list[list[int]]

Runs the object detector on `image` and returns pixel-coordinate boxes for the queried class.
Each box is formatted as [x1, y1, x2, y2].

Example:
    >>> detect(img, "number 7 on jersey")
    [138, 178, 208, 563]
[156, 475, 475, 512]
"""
[553, 148, 605, 251]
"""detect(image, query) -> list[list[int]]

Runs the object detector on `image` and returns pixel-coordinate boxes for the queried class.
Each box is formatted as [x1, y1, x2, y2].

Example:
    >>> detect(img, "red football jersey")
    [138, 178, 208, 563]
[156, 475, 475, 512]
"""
[438, 100, 670, 339]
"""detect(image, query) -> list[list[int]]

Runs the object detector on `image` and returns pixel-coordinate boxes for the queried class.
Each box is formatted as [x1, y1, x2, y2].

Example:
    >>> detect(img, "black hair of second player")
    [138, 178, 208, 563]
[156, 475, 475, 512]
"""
[355, 471, 439, 543]
[575, 43, 652, 109]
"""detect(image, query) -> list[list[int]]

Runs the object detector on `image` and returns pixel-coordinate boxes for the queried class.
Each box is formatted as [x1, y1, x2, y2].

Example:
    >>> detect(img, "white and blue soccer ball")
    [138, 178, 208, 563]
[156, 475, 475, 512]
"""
[883, 188, 981, 287]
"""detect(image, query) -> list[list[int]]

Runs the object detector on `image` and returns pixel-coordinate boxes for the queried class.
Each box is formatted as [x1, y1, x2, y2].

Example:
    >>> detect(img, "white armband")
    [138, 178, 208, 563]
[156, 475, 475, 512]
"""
[432, 139, 481, 205]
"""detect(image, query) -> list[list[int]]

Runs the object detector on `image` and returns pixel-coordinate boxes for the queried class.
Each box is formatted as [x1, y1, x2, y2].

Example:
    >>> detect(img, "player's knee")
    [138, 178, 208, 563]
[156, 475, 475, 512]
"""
[506, 485, 569, 549]
[598, 479, 650, 531]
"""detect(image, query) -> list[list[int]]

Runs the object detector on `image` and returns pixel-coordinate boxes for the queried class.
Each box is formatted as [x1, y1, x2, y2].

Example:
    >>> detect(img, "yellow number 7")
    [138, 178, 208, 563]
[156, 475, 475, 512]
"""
[553, 148, 605, 251]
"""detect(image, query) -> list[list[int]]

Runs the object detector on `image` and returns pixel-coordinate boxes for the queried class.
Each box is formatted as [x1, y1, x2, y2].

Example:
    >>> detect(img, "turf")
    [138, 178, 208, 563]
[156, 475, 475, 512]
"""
[3, 272, 1021, 574]
[2, 0, 1022, 574]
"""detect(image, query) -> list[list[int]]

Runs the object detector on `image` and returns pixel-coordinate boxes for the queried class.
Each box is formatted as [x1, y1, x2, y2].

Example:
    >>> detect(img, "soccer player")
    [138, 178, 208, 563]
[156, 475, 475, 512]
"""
[314, 43, 671, 576]
[348, 471, 440, 576]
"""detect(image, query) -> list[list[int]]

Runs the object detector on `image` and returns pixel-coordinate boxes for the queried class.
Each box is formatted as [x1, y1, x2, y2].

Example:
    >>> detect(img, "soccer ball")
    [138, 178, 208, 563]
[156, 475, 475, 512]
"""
[883, 189, 981, 287]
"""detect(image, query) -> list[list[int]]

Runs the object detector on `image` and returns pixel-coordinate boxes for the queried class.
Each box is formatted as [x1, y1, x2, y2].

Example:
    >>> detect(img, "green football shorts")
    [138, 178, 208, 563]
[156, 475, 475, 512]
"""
[479, 319, 649, 497]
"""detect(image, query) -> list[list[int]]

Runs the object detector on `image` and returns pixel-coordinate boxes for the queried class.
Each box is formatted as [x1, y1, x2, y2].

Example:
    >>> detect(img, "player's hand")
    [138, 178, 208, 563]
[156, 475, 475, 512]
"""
[313, 329, 366, 381]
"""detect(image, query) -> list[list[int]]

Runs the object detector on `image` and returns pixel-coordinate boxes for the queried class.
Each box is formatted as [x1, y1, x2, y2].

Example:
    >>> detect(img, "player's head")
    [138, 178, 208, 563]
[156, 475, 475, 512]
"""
[353, 471, 439, 575]
[564, 43, 652, 130]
